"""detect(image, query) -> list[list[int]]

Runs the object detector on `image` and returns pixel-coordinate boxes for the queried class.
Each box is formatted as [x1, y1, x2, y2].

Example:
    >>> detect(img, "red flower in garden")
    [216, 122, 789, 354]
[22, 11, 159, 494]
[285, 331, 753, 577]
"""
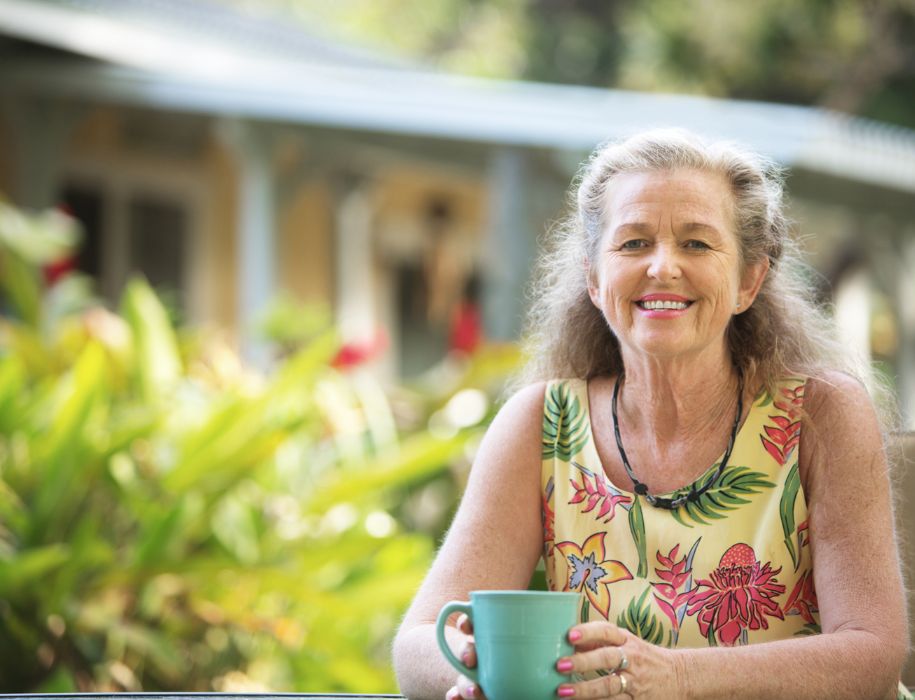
[687, 543, 785, 646]
[331, 329, 388, 370]
[761, 385, 804, 465]
[42, 255, 76, 286]
[784, 569, 819, 625]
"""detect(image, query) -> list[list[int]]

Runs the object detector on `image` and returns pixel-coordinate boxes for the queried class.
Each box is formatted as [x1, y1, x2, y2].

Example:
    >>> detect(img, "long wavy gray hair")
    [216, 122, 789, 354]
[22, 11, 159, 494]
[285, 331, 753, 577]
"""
[518, 128, 858, 397]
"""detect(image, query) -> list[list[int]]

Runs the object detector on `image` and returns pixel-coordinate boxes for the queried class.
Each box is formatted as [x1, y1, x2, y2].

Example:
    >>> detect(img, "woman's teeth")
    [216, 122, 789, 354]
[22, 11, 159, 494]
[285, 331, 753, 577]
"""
[638, 300, 690, 310]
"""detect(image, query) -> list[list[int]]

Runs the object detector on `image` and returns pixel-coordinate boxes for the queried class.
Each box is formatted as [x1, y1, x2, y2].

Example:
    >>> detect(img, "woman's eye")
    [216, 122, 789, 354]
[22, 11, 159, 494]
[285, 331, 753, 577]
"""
[685, 239, 710, 250]
[620, 239, 648, 250]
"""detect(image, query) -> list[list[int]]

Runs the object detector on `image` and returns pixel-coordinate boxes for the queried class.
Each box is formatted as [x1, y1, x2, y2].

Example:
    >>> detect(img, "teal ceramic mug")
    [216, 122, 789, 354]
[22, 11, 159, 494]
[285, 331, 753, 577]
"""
[435, 591, 580, 700]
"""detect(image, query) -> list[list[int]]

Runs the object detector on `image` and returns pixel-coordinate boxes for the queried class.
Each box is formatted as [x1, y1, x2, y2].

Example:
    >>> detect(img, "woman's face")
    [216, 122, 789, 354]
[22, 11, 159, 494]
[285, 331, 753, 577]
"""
[587, 168, 767, 364]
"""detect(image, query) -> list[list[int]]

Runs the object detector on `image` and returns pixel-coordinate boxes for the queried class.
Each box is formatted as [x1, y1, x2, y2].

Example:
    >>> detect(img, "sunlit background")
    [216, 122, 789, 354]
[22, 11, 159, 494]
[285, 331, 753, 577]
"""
[0, 0, 913, 693]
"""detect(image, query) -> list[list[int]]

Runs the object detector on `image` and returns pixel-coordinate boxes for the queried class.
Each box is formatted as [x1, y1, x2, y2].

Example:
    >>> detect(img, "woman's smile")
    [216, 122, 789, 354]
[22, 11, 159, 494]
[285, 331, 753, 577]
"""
[634, 293, 694, 317]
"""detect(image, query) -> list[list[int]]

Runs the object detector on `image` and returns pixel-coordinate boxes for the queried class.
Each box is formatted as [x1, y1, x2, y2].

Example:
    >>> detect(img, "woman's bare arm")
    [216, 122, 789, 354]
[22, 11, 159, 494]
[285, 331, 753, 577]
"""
[393, 382, 547, 700]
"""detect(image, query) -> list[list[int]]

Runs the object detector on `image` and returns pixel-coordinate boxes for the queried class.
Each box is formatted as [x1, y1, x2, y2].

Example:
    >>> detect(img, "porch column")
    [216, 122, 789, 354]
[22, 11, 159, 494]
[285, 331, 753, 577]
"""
[483, 147, 532, 341]
[834, 265, 872, 364]
[221, 119, 277, 370]
[332, 175, 375, 343]
[3, 97, 79, 210]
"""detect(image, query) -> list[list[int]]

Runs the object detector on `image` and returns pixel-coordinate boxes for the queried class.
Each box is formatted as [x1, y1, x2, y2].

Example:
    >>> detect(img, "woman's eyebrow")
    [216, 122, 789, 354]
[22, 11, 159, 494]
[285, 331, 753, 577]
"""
[611, 222, 655, 236]
[680, 222, 724, 237]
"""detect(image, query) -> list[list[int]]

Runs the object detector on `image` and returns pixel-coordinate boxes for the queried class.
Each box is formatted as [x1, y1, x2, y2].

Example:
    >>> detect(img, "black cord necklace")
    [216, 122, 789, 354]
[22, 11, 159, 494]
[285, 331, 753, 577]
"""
[611, 372, 744, 510]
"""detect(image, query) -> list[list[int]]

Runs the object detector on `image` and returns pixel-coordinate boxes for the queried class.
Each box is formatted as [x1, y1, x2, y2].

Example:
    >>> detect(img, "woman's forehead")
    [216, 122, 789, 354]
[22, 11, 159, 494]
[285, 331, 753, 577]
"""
[603, 168, 735, 224]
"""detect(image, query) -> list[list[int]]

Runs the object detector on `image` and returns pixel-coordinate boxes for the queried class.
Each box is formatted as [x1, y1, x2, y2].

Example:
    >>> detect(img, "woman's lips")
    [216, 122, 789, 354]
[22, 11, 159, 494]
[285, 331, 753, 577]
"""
[635, 293, 693, 312]
[634, 296, 693, 316]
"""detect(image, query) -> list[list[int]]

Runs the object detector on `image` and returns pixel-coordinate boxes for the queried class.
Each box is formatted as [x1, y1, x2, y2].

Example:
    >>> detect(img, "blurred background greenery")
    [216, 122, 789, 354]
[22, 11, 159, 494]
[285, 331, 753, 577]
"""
[266, 0, 915, 128]
[0, 199, 519, 692]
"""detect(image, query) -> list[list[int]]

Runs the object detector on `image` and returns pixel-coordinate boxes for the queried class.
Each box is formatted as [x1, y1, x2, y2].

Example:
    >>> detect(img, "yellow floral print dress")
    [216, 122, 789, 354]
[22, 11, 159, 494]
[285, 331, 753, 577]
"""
[540, 376, 913, 699]
[542, 376, 815, 647]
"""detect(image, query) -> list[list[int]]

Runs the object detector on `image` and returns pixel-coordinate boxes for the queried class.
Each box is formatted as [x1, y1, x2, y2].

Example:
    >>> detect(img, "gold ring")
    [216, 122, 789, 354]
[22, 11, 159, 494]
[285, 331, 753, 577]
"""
[618, 673, 628, 695]
[617, 650, 629, 672]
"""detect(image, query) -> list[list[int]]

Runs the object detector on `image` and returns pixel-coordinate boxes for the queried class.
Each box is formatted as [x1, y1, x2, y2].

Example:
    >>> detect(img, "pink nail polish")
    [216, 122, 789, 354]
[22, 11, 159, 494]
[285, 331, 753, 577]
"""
[557, 659, 573, 673]
[467, 685, 476, 698]
[558, 686, 576, 698]
[568, 629, 582, 643]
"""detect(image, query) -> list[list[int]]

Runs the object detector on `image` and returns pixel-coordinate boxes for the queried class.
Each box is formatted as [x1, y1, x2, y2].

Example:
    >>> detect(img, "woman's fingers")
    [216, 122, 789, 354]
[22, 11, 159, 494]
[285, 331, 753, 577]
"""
[555, 623, 633, 697]
[447, 616, 480, 699]
[567, 621, 627, 650]
[456, 673, 487, 699]
[558, 671, 632, 699]
[557, 644, 628, 676]
[456, 613, 474, 635]
[458, 639, 477, 669]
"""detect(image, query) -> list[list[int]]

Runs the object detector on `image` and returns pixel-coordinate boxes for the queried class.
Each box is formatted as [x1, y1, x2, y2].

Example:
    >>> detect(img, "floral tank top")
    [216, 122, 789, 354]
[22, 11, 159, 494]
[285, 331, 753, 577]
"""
[541, 376, 818, 649]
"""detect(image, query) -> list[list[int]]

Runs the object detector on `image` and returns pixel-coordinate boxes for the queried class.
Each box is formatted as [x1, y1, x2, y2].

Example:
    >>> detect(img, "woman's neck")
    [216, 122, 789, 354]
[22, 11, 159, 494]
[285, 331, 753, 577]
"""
[617, 347, 741, 444]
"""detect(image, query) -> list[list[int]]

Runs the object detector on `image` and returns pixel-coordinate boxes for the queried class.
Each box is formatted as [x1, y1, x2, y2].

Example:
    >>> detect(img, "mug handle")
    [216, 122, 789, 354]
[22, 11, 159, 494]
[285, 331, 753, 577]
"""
[435, 601, 478, 684]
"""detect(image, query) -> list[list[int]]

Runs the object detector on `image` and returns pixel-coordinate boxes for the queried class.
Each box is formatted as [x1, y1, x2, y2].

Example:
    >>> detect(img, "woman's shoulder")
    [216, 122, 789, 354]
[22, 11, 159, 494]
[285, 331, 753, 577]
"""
[490, 381, 550, 431]
[795, 370, 885, 482]
[800, 370, 874, 419]
[759, 371, 870, 415]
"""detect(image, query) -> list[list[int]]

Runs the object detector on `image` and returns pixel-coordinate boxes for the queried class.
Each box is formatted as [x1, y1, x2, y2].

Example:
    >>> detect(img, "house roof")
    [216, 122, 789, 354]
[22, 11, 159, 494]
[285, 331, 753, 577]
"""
[3, 0, 915, 193]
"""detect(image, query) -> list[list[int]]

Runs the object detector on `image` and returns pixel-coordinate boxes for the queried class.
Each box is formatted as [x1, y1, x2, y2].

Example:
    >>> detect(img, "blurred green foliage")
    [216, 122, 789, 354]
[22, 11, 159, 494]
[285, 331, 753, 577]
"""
[266, 0, 915, 128]
[0, 201, 521, 693]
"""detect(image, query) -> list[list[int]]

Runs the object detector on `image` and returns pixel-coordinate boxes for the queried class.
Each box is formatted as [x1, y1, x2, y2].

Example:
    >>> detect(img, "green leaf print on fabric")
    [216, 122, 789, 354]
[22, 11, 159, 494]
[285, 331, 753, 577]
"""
[780, 461, 802, 570]
[617, 587, 667, 647]
[626, 494, 648, 578]
[542, 382, 589, 462]
[669, 466, 776, 528]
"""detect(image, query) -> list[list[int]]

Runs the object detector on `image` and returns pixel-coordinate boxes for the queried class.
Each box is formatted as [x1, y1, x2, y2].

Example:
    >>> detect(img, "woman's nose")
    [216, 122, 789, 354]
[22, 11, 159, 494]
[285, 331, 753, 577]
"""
[647, 243, 682, 280]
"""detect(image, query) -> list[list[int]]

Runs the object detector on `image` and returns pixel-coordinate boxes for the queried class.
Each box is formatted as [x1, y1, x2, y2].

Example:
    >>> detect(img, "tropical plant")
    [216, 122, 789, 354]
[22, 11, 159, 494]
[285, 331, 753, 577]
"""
[0, 202, 520, 693]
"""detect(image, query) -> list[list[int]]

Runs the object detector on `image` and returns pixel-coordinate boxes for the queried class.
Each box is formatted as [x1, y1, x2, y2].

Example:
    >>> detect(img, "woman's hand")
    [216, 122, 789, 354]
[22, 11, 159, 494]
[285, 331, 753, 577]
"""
[445, 613, 489, 700]
[555, 622, 685, 699]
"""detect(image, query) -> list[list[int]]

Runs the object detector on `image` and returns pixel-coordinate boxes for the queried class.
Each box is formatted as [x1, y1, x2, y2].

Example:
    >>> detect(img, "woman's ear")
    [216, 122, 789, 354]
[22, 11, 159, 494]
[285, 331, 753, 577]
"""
[584, 257, 601, 307]
[737, 257, 770, 312]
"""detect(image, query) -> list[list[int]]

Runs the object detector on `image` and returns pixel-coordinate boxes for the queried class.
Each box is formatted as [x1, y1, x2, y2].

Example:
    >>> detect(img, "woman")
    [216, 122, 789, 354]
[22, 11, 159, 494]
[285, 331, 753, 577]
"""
[393, 129, 910, 699]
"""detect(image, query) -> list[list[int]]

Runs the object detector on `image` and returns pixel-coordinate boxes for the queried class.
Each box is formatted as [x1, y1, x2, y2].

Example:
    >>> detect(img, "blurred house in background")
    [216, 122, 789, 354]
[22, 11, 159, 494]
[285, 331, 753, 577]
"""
[1, 0, 914, 424]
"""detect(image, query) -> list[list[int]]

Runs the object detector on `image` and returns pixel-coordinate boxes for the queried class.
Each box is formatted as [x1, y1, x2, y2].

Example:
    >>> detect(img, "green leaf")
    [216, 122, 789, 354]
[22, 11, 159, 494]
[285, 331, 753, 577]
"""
[616, 587, 666, 646]
[670, 466, 776, 528]
[542, 382, 589, 461]
[36, 668, 77, 693]
[30, 343, 108, 540]
[0, 356, 26, 433]
[0, 544, 70, 597]
[307, 429, 472, 509]
[39, 342, 107, 464]
[120, 277, 182, 401]
[0, 249, 41, 327]
[628, 494, 647, 578]
[132, 501, 187, 569]
[780, 461, 801, 570]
